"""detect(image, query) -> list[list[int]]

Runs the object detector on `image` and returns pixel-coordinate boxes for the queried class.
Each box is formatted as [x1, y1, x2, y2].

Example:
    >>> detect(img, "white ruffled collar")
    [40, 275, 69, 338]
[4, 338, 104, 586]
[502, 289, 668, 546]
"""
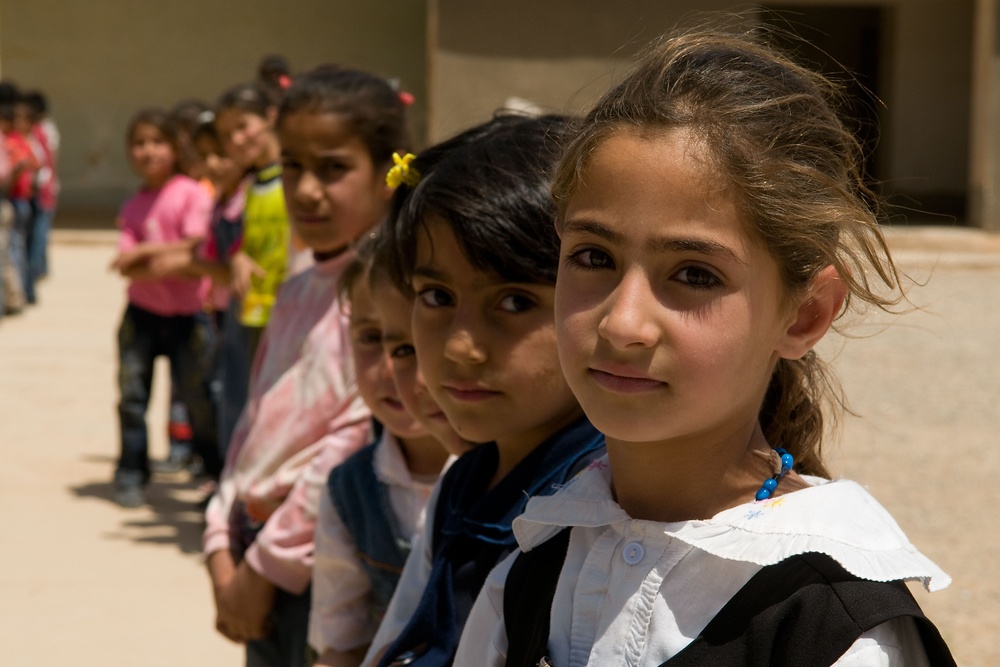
[513, 456, 951, 592]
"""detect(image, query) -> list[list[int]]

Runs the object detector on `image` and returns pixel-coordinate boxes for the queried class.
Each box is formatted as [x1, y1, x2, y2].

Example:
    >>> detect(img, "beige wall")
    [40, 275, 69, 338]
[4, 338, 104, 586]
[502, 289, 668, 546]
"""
[433, 0, 974, 222]
[0, 1, 980, 224]
[0, 0, 429, 216]
[431, 0, 724, 141]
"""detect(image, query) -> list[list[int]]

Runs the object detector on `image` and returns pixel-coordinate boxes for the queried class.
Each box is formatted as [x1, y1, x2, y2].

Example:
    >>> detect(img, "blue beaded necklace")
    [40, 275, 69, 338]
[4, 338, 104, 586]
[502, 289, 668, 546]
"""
[755, 448, 794, 501]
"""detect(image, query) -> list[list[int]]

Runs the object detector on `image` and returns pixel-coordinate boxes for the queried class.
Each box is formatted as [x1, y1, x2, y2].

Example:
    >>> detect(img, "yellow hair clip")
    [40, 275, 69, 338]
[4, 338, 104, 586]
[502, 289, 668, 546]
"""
[386, 152, 421, 188]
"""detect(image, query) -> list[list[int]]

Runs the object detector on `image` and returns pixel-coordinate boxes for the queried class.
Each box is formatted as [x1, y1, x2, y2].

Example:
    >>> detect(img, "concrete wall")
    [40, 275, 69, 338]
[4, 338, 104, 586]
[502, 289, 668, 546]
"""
[430, 0, 723, 142]
[433, 0, 974, 221]
[0, 0, 429, 218]
[0, 1, 977, 223]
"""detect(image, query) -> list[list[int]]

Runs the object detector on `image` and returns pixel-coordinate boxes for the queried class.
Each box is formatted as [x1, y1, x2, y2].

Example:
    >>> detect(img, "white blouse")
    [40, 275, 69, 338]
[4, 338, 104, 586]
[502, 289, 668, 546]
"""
[453, 457, 950, 667]
[308, 431, 440, 654]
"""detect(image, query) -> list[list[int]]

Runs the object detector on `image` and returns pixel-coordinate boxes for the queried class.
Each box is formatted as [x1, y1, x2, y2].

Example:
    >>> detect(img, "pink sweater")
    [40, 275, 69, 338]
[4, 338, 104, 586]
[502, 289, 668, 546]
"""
[203, 251, 371, 594]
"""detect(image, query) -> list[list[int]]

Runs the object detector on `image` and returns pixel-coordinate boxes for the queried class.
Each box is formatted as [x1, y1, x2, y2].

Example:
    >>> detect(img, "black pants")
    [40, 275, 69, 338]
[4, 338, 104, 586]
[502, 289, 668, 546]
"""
[115, 304, 220, 485]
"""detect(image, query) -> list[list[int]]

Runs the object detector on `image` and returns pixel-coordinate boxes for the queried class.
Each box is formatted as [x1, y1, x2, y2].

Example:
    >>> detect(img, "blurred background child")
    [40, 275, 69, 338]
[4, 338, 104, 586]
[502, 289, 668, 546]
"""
[154, 98, 215, 477]
[191, 117, 250, 462]
[23, 89, 58, 287]
[1, 88, 39, 309]
[109, 107, 216, 508]
[148, 115, 250, 485]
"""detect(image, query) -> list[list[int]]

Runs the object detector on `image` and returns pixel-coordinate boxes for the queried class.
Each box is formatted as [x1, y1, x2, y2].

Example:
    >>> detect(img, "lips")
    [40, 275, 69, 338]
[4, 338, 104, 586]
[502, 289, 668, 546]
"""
[426, 410, 450, 422]
[442, 382, 501, 403]
[292, 214, 329, 225]
[589, 363, 665, 394]
[380, 397, 406, 412]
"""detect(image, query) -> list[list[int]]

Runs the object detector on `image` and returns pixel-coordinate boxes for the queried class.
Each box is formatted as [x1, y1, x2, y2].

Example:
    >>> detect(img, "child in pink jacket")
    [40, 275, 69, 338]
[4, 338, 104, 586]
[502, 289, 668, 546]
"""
[203, 65, 410, 667]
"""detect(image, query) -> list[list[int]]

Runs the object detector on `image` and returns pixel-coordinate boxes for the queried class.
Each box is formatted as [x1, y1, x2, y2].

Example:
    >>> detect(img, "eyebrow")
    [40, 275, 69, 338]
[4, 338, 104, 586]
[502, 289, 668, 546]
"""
[349, 315, 380, 328]
[411, 266, 450, 282]
[381, 330, 409, 344]
[562, 217, 746, 265]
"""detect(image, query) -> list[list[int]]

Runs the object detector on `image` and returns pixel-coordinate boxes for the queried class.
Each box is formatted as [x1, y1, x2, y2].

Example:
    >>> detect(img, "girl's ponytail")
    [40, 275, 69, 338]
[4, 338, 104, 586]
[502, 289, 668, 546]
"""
[759, 353, 838, 479]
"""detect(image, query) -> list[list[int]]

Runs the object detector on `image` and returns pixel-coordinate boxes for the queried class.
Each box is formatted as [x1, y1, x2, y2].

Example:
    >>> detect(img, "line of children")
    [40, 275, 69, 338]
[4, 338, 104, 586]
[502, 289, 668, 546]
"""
[305, 25, 955, 667]
[0, 81, 59, 319]
[99, 26, 955, 667]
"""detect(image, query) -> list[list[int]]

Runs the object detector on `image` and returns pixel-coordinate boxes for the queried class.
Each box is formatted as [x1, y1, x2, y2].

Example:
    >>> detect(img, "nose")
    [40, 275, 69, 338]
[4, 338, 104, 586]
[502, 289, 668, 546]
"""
[597, 268, 660, 349]
[412, 365, 430, 397]
[378, 354, 395, 382]
[292, 169, 323, 207]
[442, 308, 488, 366]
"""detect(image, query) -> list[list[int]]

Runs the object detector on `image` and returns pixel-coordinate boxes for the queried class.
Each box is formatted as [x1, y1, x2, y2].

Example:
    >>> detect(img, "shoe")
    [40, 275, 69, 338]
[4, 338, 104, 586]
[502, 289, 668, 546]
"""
[152, 448, 193, 474]
[115, 484, 146, 508]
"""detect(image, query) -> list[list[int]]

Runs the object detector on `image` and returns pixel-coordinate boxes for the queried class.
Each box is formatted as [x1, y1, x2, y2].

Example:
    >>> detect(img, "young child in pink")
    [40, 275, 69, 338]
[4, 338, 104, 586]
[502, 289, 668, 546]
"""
[203, 65, 410, 667]
[110, 107, 215, 508]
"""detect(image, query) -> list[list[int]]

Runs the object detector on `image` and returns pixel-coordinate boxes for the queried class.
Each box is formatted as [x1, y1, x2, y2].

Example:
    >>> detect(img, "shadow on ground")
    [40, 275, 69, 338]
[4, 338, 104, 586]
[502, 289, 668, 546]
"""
[70, 466, 210, 555]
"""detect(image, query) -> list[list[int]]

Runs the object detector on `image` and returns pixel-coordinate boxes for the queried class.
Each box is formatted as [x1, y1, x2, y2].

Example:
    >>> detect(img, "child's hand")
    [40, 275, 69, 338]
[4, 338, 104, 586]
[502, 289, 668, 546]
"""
[230, 251, 266, 299]
[147, 247, 193, 278]
[108, 250, 143, 273]
[212, 558, 276, 644]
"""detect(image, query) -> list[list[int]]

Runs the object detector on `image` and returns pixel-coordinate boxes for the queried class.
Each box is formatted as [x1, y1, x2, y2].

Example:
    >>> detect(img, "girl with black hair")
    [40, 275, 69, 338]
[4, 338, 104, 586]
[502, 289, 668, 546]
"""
[361, 112, 605, 667]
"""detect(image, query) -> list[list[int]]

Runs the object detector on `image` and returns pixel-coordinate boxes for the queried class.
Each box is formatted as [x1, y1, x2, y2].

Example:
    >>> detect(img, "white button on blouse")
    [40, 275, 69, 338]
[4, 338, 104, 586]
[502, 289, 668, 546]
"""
[623, 541, 645, 565]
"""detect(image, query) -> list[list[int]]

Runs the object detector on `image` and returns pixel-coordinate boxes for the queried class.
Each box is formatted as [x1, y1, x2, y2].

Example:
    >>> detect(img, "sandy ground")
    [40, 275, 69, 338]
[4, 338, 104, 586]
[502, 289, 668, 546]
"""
[0, 227, 996, 666]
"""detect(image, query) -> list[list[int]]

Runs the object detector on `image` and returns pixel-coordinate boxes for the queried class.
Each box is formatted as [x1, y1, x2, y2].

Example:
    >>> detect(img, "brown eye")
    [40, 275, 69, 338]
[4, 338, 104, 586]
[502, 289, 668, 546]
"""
[568, 248, 614, 270]
[673, 265, 722, 289]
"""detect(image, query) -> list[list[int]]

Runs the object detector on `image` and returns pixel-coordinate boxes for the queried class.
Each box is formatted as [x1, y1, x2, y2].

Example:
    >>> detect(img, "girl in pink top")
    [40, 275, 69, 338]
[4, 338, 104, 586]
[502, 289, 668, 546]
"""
[109, 108, 216, 508]
[203, 65, 411, 667]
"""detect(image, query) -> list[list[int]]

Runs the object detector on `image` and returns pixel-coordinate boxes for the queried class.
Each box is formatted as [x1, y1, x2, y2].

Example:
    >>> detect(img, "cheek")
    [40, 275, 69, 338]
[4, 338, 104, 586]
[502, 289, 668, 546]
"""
[281, 174, 299, 204]
[393, 369, 421, 408]
[411, 313, 445, 372]
[555, 307, 595, 368]
[510, 325, 566, 387]
[352, 351, 384, 402]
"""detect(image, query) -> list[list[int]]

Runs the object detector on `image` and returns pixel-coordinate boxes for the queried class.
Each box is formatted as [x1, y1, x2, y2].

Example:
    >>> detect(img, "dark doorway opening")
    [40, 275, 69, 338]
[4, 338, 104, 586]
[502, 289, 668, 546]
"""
[762, 6, 969, 223]
[762, 6, 885, 188]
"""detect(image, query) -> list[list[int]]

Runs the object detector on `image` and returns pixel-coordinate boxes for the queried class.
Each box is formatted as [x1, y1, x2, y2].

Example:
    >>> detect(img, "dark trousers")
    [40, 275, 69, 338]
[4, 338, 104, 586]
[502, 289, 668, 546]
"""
[245, 586, 312, 667]
[217, 298, 253, 462]
[115, 303, 219, 486]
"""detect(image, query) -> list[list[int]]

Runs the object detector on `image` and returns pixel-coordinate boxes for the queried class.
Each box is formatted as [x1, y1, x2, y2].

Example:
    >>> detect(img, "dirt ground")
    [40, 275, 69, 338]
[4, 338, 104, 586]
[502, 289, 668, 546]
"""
[0, 227, 996, 666]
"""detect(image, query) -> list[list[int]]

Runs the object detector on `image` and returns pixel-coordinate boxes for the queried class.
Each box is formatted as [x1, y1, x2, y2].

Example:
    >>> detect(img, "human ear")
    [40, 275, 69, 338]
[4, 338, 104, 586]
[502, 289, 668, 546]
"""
[776, 265, 847, 360]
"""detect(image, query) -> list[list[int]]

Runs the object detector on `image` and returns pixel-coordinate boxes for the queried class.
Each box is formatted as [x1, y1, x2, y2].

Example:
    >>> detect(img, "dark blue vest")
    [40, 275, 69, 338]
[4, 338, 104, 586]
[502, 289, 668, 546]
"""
[376, 416, 605, 667]
[326, 423, 410, 623]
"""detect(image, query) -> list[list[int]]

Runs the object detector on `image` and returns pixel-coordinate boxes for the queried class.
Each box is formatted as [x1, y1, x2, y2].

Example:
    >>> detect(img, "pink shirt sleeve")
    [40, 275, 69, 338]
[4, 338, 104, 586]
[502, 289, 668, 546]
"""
[181, 181, 212, 239]
[117, 194, 143, 253]
[203, 261, 372, 594]
[243, 401, 370, 594]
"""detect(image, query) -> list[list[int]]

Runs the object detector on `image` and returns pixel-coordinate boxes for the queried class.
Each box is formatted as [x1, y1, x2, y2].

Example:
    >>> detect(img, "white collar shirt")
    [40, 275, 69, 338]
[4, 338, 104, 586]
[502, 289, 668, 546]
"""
[454, 457, 949, 667]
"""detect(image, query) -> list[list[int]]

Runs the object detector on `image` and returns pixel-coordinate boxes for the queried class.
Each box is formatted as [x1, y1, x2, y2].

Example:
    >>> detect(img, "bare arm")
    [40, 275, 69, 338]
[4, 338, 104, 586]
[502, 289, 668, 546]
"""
[207, 550, 276, 644]
[110, 238, 206, 279]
